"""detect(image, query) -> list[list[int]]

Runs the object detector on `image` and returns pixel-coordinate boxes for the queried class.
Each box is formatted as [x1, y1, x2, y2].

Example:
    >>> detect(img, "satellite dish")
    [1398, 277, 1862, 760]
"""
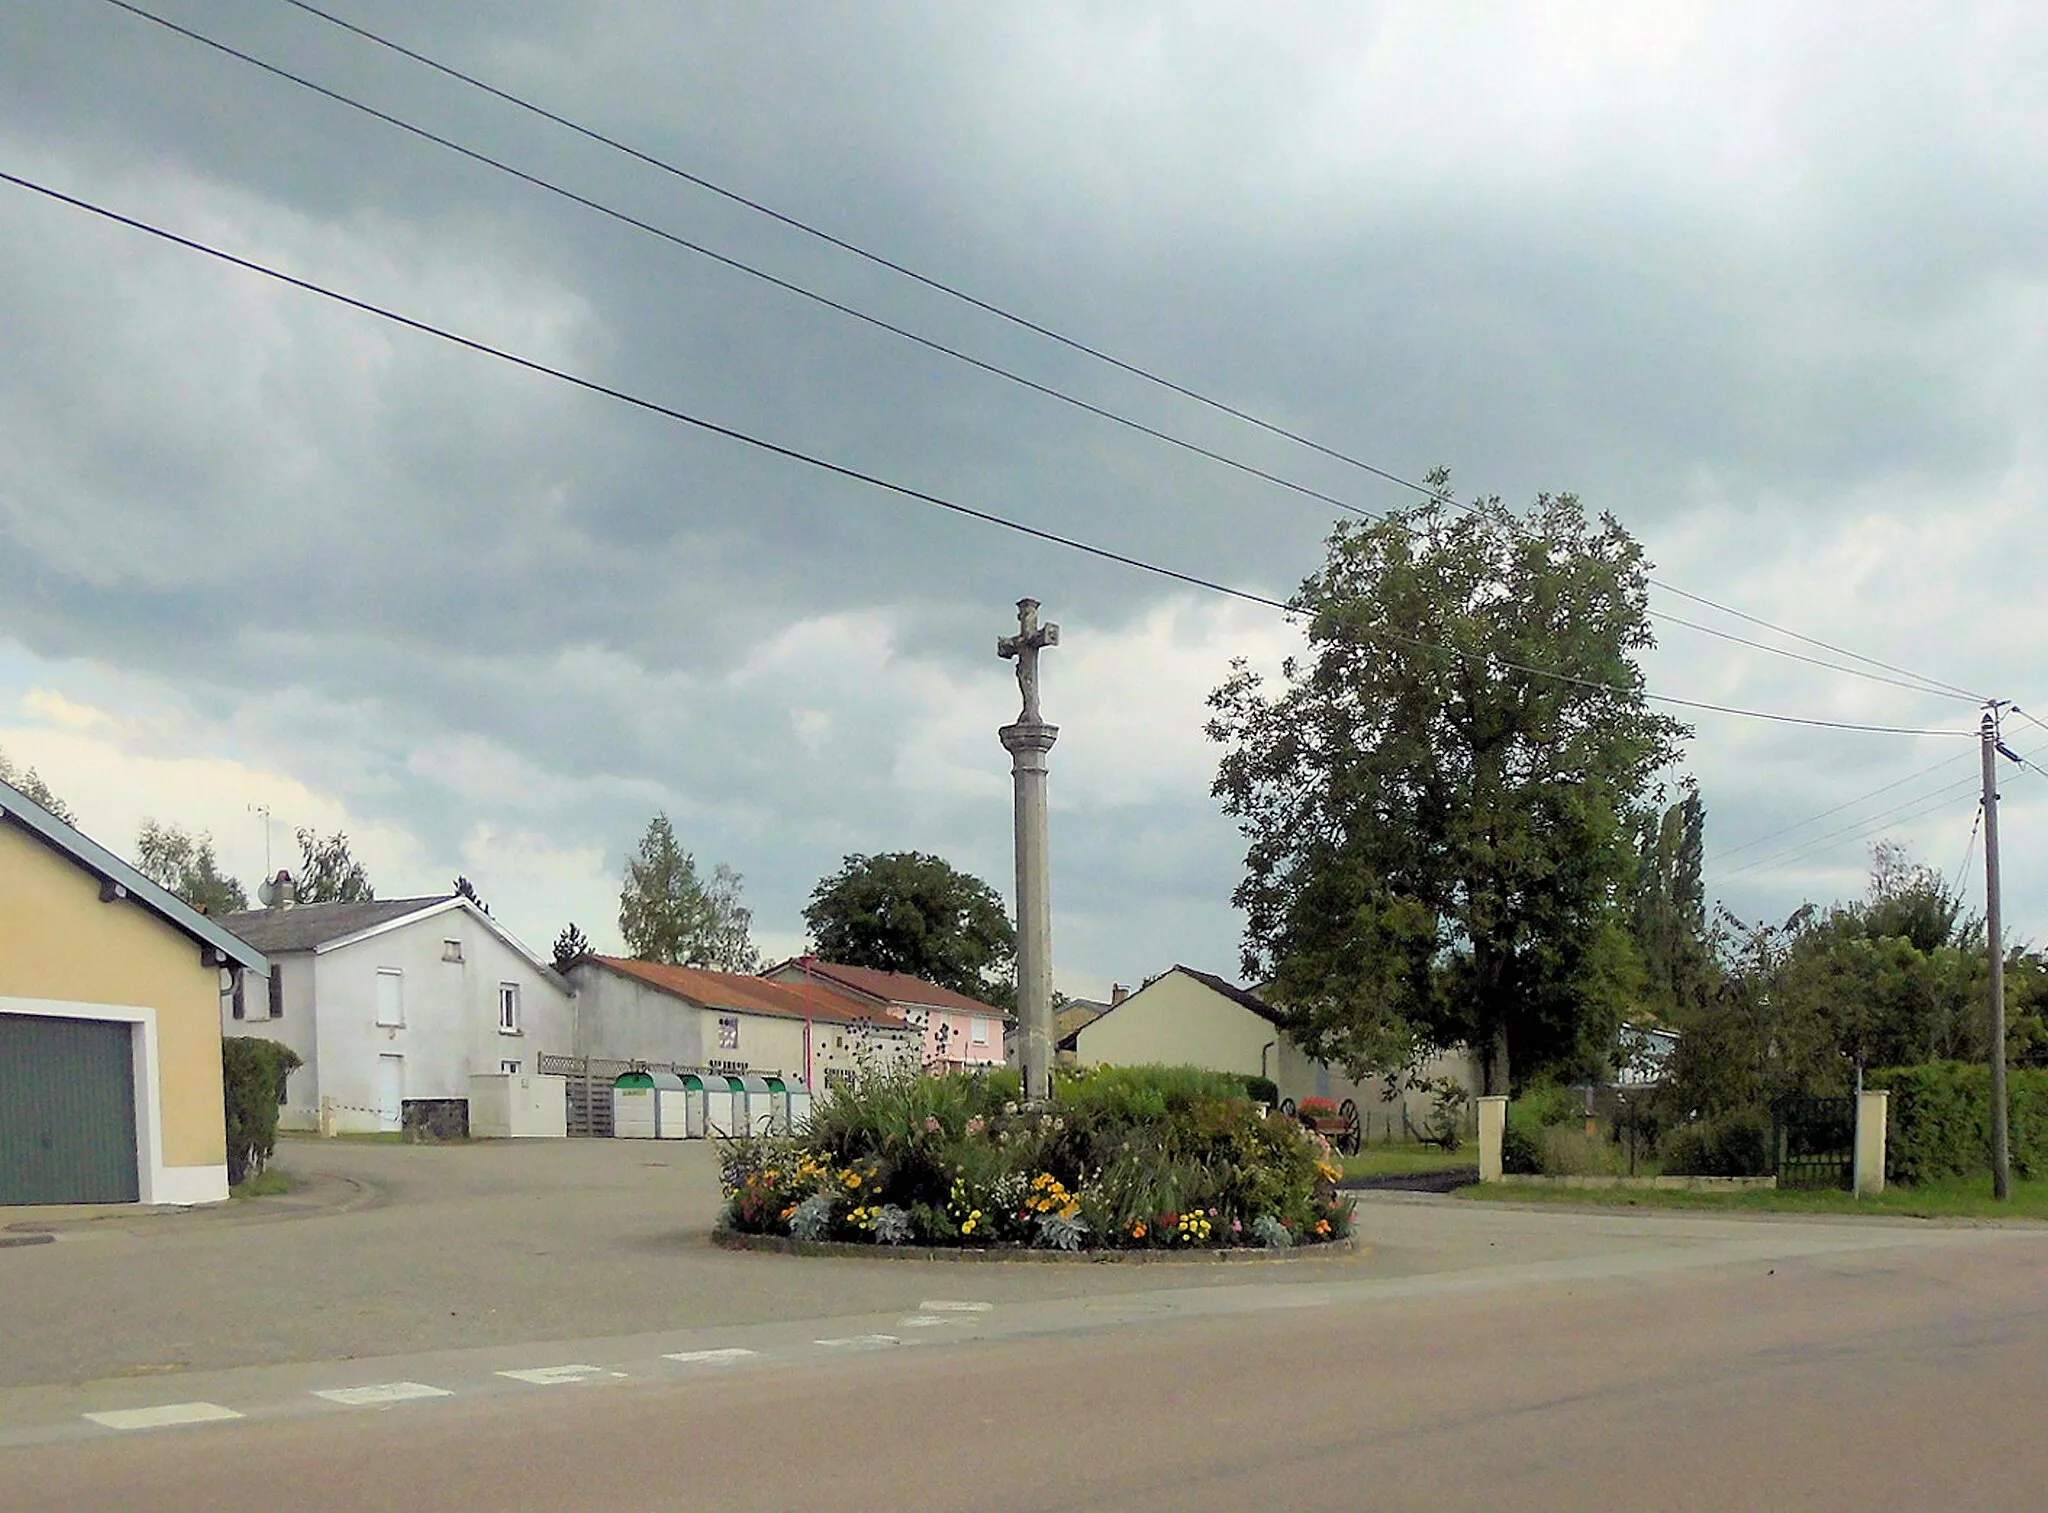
[258, 875, 278, 907]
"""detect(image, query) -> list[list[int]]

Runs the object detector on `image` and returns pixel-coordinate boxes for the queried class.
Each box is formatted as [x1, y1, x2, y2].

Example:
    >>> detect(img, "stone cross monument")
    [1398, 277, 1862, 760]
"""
[998, 598, 1060, 1102]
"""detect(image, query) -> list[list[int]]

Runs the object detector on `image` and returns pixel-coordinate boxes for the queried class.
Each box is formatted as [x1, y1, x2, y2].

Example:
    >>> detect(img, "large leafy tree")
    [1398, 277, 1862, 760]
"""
[135, 819, 249, 916]
[802, 851, 1015, 1002]
[295, 827, 374, 904]
[0, 746, 76, 825]
[1208, 476, 1686, 1094]
[618, 812, 758, 971]
[1629, 783, 1715, 1024]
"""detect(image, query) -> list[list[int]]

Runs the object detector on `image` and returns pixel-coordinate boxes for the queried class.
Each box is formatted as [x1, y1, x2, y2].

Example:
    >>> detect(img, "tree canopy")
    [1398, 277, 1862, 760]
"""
[1208, 477, 1686, 1094]
[0, 746, 76, 826]
[551, 922, 592, 973]
[802, 851, 1015, 1003]
[618, 813, 758, 971]
[135, 819, 248, 916]
[295, 827, 374, 905]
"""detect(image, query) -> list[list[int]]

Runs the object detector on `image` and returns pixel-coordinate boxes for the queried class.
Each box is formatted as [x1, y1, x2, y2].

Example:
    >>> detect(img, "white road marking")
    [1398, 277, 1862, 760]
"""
[897, 1315, 960, 1328]
[313, 1382, 452, 1407]
[83, 1402, 244, 1431]
[663, 1348, 759, 1365]
[917, 1300, 993, 1312]
[496, 1364, 609, 1385]
[814, 1334, 899, 1349]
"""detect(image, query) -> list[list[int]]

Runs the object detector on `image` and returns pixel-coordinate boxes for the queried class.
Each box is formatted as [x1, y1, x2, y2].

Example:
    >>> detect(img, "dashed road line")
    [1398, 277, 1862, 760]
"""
[312, 1382, 452, 1407]
[897, 1316, 960, 1328]
[814, 1334, 899, 1349]
[663, 1348, 759, 1365]
[83, 1402, 243, 1431]
[496, 1365, 610, 1385]
[918, 1300, 993, 1312]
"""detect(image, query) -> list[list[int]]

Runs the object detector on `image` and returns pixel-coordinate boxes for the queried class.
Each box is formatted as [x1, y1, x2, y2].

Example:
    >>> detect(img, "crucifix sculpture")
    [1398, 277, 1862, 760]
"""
[996, 598, 1060, 1101]
[997, 598, 1060, 726]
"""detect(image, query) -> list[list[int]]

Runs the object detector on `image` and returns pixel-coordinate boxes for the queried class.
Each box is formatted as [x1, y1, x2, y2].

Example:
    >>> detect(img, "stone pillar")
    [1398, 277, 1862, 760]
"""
[1001, 720, 1058, 1102]
[1853, 1088, 1889, 1198]
[318, 1095, 336, 1140]
[1477, 1095, 1508, 1183]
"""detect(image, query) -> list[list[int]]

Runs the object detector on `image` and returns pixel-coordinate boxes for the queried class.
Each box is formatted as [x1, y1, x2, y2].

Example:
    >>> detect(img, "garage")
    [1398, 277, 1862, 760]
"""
[0, 1012, 141, 1205]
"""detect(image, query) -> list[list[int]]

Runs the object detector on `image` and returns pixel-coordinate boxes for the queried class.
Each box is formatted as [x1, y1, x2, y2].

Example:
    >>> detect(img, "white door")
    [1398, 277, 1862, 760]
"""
[377, 1055, 404, 1132]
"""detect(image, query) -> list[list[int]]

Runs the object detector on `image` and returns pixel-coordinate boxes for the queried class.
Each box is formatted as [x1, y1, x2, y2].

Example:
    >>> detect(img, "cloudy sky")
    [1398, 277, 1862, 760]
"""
[4, 1, 2046, 991]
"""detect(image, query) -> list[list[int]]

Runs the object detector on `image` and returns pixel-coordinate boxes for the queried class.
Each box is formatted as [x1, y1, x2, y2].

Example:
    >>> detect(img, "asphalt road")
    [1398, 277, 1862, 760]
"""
[0, 1135, 1928, 1389]
[7, 1215, 2045, 1511]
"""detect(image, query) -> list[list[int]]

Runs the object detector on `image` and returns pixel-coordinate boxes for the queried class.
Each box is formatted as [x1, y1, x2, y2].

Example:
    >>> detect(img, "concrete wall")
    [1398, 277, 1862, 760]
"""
[0, 821, 228, 1202]
[232, 904, 572, 1135]
[694, 1002, 804, 1080]
[469, 1073, 569, 1138]
[566, 964, 705, 1066]
[807, 1018, 921, 1090]
[1072, 971, 1277, 1077]
[1274, 1038, 1483, 1137]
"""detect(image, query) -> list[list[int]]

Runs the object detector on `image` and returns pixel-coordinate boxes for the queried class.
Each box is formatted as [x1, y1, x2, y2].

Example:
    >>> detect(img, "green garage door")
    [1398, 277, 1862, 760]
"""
[0, 1014, 140, 1205]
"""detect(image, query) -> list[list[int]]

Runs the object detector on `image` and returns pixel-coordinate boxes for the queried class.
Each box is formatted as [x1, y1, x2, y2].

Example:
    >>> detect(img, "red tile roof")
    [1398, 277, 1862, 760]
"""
[590, 957, 906, 1027]
[766, 957, 1005, 1018]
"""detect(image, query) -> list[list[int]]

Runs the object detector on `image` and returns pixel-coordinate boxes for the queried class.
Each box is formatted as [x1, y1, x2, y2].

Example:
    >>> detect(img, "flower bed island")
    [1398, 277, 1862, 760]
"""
[719, 1065, 1354, 1254]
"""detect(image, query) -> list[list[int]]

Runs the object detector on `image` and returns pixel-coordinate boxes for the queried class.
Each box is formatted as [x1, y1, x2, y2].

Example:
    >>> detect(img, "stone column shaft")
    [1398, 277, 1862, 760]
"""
[1002, 720, 1058, 1101]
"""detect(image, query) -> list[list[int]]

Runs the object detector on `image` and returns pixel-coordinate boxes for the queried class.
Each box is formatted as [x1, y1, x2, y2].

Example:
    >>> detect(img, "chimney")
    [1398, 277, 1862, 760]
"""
[267, 870, 298, 910]
[1110, 983, 1129, 1006]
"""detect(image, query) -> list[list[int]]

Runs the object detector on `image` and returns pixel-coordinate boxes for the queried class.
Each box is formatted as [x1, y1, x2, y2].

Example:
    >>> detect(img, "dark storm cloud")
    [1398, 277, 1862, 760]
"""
[5, 1, 2047, 974]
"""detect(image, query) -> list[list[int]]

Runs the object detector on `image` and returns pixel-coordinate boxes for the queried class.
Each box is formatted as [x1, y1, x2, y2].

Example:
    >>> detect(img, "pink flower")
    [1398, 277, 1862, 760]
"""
[924, 1117, 942, 1134]
[966, 1115, 987, 1135]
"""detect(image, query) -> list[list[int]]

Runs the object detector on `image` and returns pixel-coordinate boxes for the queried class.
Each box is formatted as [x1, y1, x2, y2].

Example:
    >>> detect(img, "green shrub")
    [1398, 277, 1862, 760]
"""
[1535, 1125, 1621, 1177]
[1518, 1081, 1584, 1128]
[1660, 1108, 1771, 1177]
[1239, 1074, 1281, 1106]
[1502, 1121, 1541, 1174]
[223, 1037, 302, 1187]
[1871, 1063, 2048, 1183]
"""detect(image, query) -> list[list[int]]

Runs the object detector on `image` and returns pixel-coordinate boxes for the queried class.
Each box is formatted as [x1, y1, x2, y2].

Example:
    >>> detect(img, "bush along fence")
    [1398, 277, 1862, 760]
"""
[719, 1064, 1355, 1253]
[223, 1036, 302, 1187]
[1872, 1062, 2048, 1184]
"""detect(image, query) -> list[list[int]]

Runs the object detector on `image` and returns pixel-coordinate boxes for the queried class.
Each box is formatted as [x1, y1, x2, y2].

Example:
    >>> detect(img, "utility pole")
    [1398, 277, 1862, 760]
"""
[1981, 708, 2011, 1201]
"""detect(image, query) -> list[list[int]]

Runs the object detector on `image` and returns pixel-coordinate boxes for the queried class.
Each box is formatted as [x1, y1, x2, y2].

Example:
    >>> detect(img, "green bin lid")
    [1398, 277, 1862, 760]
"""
[613, 1071, 656, 1089]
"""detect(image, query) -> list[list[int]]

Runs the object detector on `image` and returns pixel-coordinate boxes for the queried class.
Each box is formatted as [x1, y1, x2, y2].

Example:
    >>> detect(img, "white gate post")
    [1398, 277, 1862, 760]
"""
[1478, 1095, 1508, 1183]
[1853, 1089, 1889, 1197]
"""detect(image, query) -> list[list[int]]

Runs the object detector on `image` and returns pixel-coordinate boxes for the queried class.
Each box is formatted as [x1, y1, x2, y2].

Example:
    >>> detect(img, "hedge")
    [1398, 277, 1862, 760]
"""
[224, 1037, 303, 1187]
[1869, 1062, 2048, 1183]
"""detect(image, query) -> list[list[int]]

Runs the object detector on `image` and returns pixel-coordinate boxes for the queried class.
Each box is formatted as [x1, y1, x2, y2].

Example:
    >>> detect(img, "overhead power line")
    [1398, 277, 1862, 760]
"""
[1706, 749, 1976, 865]
[106, 0, 1979, 709]
[0, 166, 1983, 742]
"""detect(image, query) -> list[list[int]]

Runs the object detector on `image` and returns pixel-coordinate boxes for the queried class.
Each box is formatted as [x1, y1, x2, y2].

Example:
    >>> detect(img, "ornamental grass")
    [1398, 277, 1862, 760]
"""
[719, 1064, 1354, 1252]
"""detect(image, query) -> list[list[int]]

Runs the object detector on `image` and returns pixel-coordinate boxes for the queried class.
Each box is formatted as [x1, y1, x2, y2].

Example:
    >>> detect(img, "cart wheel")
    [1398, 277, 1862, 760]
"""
[1338, 1099, 1362, 1156]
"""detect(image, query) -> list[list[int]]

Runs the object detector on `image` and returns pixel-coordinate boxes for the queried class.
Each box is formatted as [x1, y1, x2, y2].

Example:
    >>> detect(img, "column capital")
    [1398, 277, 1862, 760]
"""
[999, 720, 1060, 757]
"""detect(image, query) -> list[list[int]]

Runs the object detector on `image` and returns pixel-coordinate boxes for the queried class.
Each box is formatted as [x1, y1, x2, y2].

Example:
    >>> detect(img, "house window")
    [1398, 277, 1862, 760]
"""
[498, 983, 521, 1034]
[443, 938, 464, 963]
[970, 1017, 989, 1046]
[375, 968, 405, 1027]
[718, 1015, 740, 1050]
[268, 969, 284, 1019]
[501, 1059, 521, 1076]
[231, 971, 246, 1021]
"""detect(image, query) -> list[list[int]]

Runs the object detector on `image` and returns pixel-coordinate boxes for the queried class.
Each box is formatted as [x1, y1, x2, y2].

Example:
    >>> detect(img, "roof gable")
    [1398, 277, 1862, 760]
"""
[219, 896, 458, 955]
[0, 775, 269, 973]
[1072, 965, 1284, 1043]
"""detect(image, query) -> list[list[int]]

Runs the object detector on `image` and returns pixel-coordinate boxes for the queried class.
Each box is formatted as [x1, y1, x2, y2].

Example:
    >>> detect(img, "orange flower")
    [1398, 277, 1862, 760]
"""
[1131, 1222, 1147, 1239]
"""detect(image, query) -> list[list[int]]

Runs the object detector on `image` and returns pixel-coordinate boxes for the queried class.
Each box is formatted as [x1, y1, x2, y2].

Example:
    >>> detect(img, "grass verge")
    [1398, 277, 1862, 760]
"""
[231, 1167, 296, 1199]
[1460, 1174, 2048, 1220]
[1341, 1143, 1474, 1179]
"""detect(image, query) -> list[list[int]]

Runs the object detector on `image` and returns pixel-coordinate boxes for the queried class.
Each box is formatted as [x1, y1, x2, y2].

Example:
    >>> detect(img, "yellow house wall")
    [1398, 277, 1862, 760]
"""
[0, 822, 225, 1169]
[1072, 972, 1279, 1079]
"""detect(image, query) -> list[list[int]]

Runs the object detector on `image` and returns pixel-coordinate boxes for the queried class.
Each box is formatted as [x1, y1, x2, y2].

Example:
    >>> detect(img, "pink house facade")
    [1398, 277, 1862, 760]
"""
[762, 958, 1009, 1072]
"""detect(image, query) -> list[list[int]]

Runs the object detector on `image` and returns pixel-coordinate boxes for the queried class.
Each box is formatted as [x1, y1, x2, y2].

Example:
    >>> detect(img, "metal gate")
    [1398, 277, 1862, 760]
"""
[0, 1013, 140, 1205]
[1772, 1095, 1855, 1189]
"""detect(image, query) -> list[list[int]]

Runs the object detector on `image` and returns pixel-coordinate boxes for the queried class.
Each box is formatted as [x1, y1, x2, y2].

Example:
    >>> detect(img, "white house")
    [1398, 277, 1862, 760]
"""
[1070, 965, 1483, 1139]
[219, 883, 573, 1135]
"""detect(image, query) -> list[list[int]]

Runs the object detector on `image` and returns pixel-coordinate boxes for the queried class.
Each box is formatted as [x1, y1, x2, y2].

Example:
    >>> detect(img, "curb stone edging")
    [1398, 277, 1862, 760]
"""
[0, 1233, 58, 1249]
[711, 1228, 1362, 1264]
[1495, 1174, 1778, 1192]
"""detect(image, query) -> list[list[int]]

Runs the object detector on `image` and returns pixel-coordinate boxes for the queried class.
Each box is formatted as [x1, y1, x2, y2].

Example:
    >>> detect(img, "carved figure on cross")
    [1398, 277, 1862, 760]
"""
[997, 598, 1060, 726]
